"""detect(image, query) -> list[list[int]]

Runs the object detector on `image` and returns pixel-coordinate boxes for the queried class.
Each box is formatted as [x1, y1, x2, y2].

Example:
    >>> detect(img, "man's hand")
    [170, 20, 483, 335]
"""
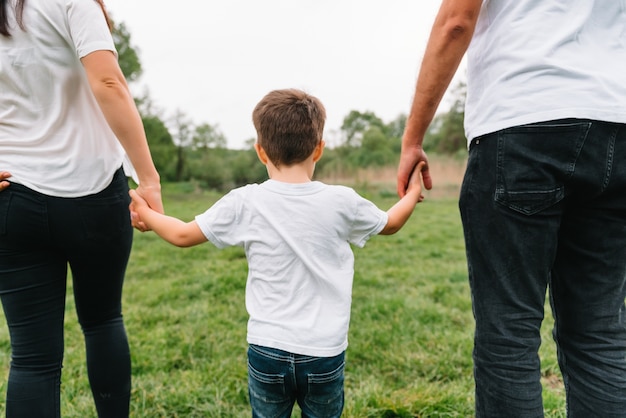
[397, 145, 431, 198]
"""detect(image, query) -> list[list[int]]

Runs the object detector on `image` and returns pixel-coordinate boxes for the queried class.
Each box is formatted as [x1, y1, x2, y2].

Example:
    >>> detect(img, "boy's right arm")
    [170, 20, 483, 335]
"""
[129, 190, 208, 248]
[380, 162, 426, 235]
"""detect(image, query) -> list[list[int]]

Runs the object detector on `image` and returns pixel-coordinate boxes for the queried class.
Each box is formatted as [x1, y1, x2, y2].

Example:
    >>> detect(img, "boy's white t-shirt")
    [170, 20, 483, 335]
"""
[195, 180, 388, 357]
[464, 0, 626, 142]
[0, 0, 125, 197]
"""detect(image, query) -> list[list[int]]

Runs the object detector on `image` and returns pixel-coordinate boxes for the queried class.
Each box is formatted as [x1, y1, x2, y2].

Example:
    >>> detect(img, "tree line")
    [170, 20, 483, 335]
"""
[113, 21, 466, 191]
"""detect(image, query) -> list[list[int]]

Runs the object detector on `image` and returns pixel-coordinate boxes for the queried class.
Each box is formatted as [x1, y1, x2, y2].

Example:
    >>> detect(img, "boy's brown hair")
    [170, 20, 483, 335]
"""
[252, 89, 326, 167]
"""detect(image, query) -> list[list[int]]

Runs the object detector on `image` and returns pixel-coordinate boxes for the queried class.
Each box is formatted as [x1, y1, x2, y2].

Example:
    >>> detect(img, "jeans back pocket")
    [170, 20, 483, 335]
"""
[494, 120, 590, 215]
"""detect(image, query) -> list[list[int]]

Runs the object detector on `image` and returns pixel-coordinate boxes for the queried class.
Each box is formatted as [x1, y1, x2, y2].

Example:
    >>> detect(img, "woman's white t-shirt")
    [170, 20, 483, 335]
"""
[465, 0, 626, 142]
[195, 180, 388, 357]
[0, 0, 124, 197]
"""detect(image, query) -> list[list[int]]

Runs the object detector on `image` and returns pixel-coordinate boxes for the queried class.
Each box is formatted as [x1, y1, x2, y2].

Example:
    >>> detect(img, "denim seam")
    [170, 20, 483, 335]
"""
[602, 125, 618, 191]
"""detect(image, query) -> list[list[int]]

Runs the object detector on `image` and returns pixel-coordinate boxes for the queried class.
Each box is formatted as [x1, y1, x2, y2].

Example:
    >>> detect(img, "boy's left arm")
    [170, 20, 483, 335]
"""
[380, 162, 425, 235]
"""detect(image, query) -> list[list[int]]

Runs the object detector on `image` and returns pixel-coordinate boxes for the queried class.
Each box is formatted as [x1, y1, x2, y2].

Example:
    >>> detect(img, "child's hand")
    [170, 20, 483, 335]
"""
[129, 189, 150, 232]
[407, 162, 426, 202]
[129, 189, 147, 207]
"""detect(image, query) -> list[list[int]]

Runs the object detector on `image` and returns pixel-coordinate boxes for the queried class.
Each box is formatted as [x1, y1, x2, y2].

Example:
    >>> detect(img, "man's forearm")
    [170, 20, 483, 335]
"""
[404, 0, 481, 145]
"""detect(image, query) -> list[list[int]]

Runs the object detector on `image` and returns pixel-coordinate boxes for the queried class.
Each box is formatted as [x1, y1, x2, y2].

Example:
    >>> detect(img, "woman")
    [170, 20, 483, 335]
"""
[0, 0, 163, 416]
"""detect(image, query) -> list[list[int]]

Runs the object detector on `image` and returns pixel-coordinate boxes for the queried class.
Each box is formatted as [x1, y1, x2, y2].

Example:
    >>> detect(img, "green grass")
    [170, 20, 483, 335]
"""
[0, 183, 565, 417]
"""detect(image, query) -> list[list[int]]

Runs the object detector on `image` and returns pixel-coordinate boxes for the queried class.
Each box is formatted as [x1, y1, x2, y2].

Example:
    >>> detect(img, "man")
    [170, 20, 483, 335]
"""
[398, 1, 626, 417]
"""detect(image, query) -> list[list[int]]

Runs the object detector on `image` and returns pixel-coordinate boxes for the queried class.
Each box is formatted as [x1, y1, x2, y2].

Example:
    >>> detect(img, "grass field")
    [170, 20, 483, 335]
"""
[0, 158, 567, 417]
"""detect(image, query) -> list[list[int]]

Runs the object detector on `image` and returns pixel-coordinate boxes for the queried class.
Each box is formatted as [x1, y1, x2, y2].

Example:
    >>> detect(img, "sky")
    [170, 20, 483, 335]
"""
[104, 0, 462, 149]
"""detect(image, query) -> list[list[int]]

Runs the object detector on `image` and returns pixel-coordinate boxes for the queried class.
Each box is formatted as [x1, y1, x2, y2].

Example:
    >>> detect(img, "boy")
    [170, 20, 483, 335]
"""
[129, 89, 425, 417]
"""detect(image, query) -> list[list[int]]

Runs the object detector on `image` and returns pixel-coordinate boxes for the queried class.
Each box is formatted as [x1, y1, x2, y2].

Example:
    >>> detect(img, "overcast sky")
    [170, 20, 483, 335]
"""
[104, 0, 462, 149]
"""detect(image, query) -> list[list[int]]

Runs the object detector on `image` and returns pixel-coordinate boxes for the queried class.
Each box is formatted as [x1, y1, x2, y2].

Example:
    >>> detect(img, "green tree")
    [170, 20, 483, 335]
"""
[185, 123, 229, 188]
[230, 138, 268, 186]
[424, 81, 467, 155]
[170, 110, 194, 182]
[355, 126, 397, 167]
[386, 114, 407, 142]
[186, 148, 230, 190]
[141, 115, 176, 181]
[193, 123, 227, 150]
[340, 110, 386, 147]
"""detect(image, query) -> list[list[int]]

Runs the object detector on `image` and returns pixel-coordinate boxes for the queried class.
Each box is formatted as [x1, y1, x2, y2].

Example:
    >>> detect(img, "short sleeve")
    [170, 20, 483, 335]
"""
[194, 189, 245, 248]
[67, 0, 116, 58]
[347, 192, 388, 248]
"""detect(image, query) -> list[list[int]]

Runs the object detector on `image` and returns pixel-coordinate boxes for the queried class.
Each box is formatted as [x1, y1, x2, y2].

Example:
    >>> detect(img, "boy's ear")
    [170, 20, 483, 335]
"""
[312, 140, 325, 162]
[254, 142, 269, 165]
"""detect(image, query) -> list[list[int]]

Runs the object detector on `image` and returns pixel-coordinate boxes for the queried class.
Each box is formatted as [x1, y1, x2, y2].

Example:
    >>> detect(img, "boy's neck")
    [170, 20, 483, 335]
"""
[267, 162, 314, 184]
[255, 140, 323, 184]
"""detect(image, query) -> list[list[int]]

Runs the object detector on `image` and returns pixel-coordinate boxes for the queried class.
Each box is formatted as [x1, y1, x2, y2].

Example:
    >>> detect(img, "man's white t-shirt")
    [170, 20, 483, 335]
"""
[0, 0, 124, 197]
[465, 0, 626, 142]
[195, 180, 388, 357]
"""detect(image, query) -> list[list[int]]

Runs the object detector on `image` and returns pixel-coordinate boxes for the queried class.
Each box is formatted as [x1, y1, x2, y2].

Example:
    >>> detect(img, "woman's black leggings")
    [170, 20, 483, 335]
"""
[0, 168, 133, 417]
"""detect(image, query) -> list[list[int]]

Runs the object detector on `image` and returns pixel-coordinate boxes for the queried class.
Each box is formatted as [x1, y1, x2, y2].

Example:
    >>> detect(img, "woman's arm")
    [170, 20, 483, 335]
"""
[81, 50, 163, 214]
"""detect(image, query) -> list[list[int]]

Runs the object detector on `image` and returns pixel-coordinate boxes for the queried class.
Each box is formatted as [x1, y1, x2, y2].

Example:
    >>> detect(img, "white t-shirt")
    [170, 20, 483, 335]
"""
[464, 0, 626, 142]
[195, 180, 389, 357]
[0, 0, 124, 197]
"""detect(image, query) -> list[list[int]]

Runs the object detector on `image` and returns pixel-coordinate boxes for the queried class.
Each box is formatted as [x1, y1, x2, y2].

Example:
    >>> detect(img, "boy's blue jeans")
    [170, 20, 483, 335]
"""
[459, 119, 626, 418]
[247, 344, 345, 418]
[0, 168, 132, 417]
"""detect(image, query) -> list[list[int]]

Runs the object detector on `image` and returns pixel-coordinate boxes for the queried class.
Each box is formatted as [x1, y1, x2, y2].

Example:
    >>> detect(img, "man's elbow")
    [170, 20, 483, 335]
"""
[445, 20, 474, 41]
[441, 8, 479, 42]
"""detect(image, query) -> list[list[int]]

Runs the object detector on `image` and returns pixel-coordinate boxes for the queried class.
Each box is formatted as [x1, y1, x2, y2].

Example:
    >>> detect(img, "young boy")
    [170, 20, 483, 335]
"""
[129, 89, 425, 417]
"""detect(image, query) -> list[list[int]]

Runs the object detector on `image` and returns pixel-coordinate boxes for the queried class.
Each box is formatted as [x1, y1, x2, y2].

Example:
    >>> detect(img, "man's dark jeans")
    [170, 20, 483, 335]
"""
[459, 119, 626, 418]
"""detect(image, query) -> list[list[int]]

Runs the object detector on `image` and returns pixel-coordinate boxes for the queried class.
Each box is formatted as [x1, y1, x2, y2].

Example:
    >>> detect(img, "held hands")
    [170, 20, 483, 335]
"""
[0, 171, 11, 191]
[128, 188, 157, 232]
[397, 145, 432, 198]
[379, 161, 427, 235]
[407, 161, 427, 203]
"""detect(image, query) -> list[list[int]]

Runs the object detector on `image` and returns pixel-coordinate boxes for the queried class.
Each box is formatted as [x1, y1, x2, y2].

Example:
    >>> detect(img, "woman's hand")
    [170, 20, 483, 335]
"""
[0, 171, 12, 191]
[129, 182, 163, 232]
